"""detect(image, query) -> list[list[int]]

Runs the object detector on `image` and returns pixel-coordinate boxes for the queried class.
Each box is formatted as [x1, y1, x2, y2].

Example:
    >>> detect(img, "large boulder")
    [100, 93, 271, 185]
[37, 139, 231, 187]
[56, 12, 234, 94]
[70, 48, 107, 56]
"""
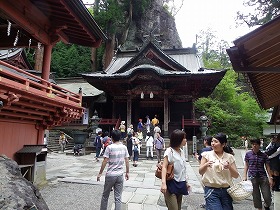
[0, 155, 49, 210]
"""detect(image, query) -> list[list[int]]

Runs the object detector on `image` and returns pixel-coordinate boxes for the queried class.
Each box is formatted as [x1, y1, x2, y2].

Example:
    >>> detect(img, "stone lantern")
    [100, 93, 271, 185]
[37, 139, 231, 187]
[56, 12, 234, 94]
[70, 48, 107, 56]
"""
[88, 110, 102, 142]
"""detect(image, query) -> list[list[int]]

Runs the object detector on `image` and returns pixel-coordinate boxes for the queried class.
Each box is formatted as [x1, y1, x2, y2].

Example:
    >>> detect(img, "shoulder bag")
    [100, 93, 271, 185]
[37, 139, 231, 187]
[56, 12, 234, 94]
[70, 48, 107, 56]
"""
[155, 148, 174, 180]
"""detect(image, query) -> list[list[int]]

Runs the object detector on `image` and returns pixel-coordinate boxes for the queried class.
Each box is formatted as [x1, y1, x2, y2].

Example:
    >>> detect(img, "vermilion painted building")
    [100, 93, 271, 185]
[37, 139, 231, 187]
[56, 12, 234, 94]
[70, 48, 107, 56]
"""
[0, 0, 106, 159]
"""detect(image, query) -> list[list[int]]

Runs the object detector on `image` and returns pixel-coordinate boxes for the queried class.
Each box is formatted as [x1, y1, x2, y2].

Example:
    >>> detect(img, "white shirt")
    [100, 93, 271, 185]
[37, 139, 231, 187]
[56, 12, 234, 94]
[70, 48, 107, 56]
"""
[164, 147, 186, 182]
[145, 136, 153, 147]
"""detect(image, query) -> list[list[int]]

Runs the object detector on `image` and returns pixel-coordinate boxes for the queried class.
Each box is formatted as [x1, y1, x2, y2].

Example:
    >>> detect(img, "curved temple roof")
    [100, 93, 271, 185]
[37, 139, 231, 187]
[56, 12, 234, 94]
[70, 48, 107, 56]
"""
[83, 42, 226, 99]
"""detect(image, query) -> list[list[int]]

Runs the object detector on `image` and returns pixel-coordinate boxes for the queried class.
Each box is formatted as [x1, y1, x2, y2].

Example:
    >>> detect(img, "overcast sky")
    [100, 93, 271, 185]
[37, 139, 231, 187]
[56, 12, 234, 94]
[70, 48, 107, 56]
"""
[175, 0, 256, 47]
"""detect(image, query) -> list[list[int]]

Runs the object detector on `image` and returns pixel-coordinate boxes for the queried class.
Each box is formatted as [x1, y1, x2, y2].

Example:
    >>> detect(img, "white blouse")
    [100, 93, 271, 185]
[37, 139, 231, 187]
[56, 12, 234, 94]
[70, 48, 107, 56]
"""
[164, 147, 186, 182]
[201, 150, 235, 188]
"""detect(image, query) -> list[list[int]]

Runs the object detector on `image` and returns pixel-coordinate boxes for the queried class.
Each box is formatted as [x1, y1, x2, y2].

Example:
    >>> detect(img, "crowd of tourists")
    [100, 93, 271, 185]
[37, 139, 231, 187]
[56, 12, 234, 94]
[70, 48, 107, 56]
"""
[83, 116, 280, 210]
[93, 115, 165, 165]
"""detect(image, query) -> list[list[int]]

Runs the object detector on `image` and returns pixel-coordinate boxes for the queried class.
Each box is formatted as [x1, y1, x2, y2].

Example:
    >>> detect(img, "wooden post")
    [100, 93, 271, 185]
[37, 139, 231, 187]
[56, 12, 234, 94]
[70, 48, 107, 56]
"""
[163, 92, 169, 137]
[127, 95, 131, 127]
[112, 100, 116, 119]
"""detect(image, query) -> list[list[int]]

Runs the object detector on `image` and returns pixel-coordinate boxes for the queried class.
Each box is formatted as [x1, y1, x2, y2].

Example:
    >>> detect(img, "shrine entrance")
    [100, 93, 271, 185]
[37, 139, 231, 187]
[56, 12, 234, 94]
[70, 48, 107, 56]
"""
[132, 100, 164, 126]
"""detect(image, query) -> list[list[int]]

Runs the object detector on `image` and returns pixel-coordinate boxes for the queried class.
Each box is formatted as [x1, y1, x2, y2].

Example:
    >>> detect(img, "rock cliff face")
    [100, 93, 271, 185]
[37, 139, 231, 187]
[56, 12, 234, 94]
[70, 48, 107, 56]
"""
[0, 155, 49, 210]
[121, 0, 182, 50]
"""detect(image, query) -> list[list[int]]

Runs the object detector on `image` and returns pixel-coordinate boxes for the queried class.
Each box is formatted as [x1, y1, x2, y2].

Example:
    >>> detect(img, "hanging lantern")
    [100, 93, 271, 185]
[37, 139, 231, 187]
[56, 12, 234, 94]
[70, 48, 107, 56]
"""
[150, 91, 154, 99]
[140, 92, 144, 99]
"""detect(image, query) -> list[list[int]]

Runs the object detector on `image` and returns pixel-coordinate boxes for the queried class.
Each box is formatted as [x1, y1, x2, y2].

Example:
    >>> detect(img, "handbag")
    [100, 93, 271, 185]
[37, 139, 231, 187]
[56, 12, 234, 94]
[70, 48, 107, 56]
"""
[227, 178, 253, 201]
[155, 161, 174, 180]
[155, 148, 174, 180]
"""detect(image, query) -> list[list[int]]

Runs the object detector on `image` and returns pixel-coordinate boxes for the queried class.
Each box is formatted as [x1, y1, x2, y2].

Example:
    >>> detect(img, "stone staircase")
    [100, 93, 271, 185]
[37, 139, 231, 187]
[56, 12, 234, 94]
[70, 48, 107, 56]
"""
[138, 137, 170, 159]
[47, 130, 75, 152]
[47, 130, 169, 158]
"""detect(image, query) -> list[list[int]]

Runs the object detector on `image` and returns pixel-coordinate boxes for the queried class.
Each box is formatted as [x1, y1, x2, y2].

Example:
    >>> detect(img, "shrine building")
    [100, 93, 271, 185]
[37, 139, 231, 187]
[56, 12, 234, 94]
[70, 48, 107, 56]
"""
[83, 41, 226, 138]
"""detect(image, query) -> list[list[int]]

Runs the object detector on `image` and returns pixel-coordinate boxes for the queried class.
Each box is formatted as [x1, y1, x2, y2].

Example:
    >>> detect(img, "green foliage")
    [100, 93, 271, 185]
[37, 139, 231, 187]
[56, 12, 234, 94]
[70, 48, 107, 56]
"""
[237, 0, 280, 26]
[25, 48, 35, 67]
[197, 29, 231, 69]
[94, 0, 125, 35]
[195, 70, 267, 145]
[132, 0, 151, 18]
[51, 42, 91, 78]
[195, 30, 267, 145]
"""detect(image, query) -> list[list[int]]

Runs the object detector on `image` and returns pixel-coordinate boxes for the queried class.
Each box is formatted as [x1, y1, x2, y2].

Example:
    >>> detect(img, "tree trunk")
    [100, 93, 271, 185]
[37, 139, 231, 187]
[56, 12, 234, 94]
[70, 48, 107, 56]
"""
[34, 47, 44, 71]
[103, 34, 115, 69]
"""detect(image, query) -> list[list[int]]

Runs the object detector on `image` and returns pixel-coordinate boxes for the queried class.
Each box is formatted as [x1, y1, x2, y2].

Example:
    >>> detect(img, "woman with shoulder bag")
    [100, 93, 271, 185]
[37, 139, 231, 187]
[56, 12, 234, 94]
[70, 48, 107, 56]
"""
[199, 133, 239, 210]
[160, 129, 191, 210]
[132, 133, 139, 167]
[154, 132, 165, 163]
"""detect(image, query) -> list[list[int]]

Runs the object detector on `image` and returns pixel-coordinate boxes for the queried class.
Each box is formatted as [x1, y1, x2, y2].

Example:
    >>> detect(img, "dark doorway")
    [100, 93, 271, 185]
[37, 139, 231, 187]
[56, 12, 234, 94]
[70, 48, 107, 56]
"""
[132, 100, 164, 126]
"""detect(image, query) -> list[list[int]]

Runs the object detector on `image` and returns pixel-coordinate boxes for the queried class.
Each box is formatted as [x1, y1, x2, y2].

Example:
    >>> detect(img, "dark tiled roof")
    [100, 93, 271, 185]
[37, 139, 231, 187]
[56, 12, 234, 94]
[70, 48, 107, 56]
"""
[16, 145, 46, 154]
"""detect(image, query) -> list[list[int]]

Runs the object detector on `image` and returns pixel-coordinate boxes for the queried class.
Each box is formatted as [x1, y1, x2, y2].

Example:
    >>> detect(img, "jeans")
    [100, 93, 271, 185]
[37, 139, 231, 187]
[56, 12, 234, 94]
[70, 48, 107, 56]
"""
[251, 177, 272, 208]
[100, 175, 123, 210]
[204, 186, 233, 210]
[96, 147, 101, 158]
[156, 149, 162, 163]
[133, 150, 139, 161]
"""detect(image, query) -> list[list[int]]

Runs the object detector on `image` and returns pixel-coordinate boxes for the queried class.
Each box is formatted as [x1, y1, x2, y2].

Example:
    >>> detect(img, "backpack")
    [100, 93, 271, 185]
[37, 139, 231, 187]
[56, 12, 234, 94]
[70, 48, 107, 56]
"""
[94, 136, 100, 146]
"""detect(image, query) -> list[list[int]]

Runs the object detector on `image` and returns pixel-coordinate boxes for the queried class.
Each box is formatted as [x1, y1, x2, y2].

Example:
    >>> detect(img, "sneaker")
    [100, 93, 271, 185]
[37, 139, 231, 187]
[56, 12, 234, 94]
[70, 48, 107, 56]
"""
[199, 203, 206, 208]
[264, 207, 270, 210]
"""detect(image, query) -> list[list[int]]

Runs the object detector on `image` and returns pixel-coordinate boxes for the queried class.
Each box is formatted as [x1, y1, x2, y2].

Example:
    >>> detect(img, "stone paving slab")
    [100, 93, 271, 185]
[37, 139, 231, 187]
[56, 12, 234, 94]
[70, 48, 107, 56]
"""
[41, 149, 272, 210]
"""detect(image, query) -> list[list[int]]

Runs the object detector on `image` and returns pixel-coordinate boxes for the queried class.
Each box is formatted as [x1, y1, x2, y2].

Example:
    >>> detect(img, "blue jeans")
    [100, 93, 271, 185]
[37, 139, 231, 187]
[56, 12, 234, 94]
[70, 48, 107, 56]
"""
[133, 150, 139, 161]
[204, 186, 233, 210]
[96, 147, 101, 158]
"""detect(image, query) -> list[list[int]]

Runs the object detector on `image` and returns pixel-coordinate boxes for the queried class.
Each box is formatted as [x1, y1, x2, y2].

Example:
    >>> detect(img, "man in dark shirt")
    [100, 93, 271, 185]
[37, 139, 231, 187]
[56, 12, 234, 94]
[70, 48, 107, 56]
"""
[198, 135, 212, 162]
[243, 139, 273, 210]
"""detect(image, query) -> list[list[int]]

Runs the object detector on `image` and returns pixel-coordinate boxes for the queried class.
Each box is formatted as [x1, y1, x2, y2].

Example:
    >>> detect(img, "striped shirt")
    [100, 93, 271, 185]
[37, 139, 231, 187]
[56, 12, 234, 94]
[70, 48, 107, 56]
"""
[244, 150, 269, 178]
[103, 143, 129, 177]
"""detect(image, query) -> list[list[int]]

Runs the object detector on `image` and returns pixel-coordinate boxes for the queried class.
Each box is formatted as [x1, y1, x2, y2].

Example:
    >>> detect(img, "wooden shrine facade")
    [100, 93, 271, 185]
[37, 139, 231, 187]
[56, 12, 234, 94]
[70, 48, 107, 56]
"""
[83, 42, 226, 137]
[0, 0, 106, 159]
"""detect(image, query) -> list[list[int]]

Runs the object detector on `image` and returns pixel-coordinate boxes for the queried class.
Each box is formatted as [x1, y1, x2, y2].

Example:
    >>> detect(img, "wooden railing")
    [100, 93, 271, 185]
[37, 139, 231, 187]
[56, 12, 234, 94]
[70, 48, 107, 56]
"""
[0, 60, 82, 105]
[99, 117, 121, 130]
[182, 115, 200, 129]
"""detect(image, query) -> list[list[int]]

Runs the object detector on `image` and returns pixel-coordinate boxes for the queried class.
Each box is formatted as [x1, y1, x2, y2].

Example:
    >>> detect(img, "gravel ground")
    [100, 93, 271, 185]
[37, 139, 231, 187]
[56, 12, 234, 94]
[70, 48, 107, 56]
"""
[40, 182, 114, 210]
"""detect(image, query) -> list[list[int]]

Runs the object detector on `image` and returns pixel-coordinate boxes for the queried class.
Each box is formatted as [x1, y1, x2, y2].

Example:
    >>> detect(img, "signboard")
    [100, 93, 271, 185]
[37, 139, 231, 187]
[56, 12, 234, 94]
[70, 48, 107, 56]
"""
[192, 136, 197, 154]
[82, 108, 89, 124]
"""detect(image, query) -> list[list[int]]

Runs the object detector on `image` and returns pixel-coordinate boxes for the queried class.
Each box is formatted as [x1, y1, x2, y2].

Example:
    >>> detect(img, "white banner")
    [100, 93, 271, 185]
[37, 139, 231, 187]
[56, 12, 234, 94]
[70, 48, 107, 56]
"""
[82, 108, 89, 124]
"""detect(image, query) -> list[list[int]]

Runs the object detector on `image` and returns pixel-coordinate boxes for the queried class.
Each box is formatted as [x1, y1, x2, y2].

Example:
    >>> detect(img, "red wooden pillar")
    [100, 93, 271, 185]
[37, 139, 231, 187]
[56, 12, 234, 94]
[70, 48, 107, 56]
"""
[37, 126, 45, 145]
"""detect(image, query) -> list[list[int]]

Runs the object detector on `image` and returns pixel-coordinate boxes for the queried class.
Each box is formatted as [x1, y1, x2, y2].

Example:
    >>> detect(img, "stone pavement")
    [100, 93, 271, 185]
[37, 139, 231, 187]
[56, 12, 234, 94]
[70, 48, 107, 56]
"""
[40, 149, 274, 210]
